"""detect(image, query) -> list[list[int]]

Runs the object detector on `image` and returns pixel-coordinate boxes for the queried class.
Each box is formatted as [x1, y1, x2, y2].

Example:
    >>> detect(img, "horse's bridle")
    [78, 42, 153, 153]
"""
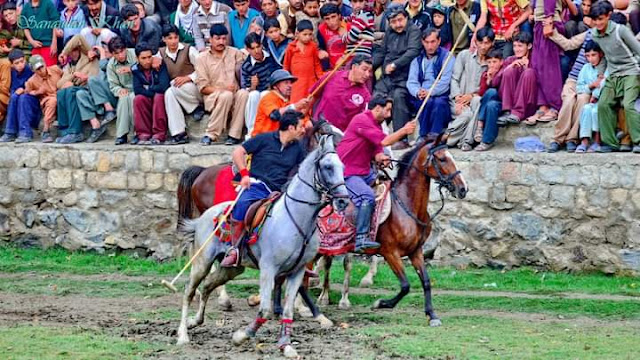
[388, 143, 460, 227]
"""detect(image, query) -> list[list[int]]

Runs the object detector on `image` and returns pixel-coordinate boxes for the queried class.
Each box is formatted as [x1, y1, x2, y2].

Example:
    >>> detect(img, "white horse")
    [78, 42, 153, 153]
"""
[176, 135, 349, 358]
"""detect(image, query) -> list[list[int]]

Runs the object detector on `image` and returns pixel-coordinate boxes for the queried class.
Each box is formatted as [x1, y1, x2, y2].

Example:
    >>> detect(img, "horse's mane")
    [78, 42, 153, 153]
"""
[396, 140, 429, 182]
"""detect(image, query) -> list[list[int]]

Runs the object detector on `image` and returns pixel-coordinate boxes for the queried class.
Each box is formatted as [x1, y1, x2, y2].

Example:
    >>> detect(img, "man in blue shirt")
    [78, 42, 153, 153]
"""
[407, 27, 455, 139]
[229, 0, 260, 48]
[220, 110, 307, 267]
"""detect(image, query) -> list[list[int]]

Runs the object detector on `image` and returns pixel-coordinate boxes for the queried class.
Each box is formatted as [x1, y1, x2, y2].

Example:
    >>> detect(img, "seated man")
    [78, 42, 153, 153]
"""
[220, 110, 307, 267]
[106, 36, 137, 145]
[407, 27, 455, 139]
[336, 95, 416, 252]
[81, 0, 120, 48]
[251, 69, 310, 137]
[194, 24, 248, 145]
[372, 7, 421, 150]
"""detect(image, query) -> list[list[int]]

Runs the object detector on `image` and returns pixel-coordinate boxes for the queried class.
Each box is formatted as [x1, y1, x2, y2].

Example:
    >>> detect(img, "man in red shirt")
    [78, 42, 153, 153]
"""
[336, 95, 416, 252]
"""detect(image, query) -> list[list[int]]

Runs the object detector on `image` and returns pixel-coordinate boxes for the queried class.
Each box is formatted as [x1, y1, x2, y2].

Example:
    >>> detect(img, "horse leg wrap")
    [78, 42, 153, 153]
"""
[277, 318, 294, 349]
[246, 317, 267, 337]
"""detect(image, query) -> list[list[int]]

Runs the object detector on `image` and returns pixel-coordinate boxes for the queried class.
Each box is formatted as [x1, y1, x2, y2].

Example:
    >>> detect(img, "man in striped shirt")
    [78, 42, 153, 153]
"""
[344, 0, 374, 57]
[193, 0, 232, 51]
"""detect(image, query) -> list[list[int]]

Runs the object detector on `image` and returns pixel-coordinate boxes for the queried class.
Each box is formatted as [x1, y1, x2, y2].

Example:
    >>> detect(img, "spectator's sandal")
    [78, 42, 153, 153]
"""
[588, 143, 601, 153]
[575, 144, 588, 153]
[524, 110, 545, 126]
[538, 109, 558, 122]
[461, 143, 473, 151]
[473, 126, 484, 143]
[475, 142, 494, 152]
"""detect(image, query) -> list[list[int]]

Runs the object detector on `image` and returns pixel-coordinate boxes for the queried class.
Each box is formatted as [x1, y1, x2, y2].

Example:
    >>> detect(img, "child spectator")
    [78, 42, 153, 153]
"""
[106, 36, 137, 145]
[0, 50, 35, 143]
[25, 55, 62, 143]
[431, 4, 452, 49]
[474, 48, 504, 151]
[265, 18, 291, 66]
[22, 0, 60, 66]
[317, 4, 348, 68]
[229, 0, 260, 49]
[132, 42, 170, 145]
[590, 1, 640, 153]
[495, 32, 536, 125]
[0, 2, 31, 60]
[295, 0, 320, 36]
[405, 0, 431, 31]
[241, 32, 281, 137]
[575, 41, 607, 153]
[56, 0, 87, 45]
[170, 0, 199, 46]
[344, 0, 374, 58]
[261, 0, 288, 36]
[283, 19, 323, 103]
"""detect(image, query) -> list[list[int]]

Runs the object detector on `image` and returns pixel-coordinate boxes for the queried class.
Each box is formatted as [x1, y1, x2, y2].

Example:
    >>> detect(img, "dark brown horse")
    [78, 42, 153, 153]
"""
[312, 134, 467, 326]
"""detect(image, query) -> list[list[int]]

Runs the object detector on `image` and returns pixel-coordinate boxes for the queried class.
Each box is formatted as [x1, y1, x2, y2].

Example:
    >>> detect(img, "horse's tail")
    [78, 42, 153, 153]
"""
[177, 165, 206, 225]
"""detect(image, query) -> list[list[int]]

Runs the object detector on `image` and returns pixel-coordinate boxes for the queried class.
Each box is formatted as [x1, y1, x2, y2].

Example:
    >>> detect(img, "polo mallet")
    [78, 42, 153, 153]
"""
[412, 23, 470, 138]
[161, 187, 246, 293]
[308, 40, 365, 99]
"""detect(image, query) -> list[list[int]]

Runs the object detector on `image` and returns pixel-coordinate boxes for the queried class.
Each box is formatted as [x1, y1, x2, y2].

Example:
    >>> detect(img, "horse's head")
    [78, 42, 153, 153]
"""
[304, 115, 344, 151]
[421, 133, 468, 199]
[314, 134, 350, 211]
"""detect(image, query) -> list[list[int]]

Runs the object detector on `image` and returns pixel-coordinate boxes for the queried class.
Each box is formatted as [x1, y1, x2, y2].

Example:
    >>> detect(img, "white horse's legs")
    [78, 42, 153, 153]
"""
[317, 256, 333, 306]
[295, 293, 313, 317]
[177, 256, 214, 345]
[359, 255, 380, 288]
[338, 254, 352, 309]
[233, 266, 277, 345]
[278, 269, 306, 358]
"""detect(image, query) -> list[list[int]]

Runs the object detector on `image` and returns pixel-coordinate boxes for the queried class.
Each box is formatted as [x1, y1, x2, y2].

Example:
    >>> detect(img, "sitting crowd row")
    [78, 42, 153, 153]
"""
[0, 0, 638, 153]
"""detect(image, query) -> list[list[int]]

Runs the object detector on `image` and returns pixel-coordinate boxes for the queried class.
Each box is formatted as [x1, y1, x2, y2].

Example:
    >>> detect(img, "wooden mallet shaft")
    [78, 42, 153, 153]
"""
[308, 41, 364, 99]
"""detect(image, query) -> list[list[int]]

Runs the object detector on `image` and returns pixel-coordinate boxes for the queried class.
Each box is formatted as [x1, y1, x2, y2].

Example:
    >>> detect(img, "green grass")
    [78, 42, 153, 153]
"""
[354, 313, 640, 360]
[0, 325, 164, 360]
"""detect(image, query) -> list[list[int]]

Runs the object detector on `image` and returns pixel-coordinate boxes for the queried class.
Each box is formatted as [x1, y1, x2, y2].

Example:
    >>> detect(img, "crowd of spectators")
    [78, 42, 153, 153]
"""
[0, 0, 637, 154]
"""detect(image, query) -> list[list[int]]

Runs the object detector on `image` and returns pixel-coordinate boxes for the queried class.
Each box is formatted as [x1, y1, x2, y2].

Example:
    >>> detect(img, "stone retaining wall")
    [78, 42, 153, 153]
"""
[0, 142, 639, 273]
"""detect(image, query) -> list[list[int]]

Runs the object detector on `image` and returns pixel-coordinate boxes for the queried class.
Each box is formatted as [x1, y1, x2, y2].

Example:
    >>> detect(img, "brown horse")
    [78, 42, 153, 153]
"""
[311, 134, 467, 325]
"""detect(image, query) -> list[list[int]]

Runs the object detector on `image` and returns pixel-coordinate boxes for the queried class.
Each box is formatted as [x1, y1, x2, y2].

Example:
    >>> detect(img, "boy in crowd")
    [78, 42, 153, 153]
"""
[22, 0, 59, 66]
[344, 0, 374, 58]
[576, 41, 607, 153]
[132, 42, 170, 145]
[229, 0, 260, 49]
[265, 18, 290, 66]
[0, 3, 31, 60]
[26, 55, 62, 143]
[283, 20, 323, 104]
[241, 32, 281, 138]
[317, 3, 347, 68]
[295, 0, 321, 35]
[473, 48, 504, 151]
[0, 50, 36, 143]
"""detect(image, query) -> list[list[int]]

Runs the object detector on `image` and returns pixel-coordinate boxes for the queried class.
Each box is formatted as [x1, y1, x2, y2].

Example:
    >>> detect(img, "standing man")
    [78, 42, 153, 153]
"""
[251, 69, 310, 136]
[310, 54, 372, 132]
[229, 0, 260, 49]
[372, 6, 421, 150]
[447, 27, 494, 149]
[448, 0, 481, 55]
[193, 0, 232, 51]
[161, 24, 204, 145]
[336, 95, 415, 252]
[119, 4, 162, 52]
[220, 110, 307, 267]
[195, 24, 248, 145]
[407, 27, 455, 140]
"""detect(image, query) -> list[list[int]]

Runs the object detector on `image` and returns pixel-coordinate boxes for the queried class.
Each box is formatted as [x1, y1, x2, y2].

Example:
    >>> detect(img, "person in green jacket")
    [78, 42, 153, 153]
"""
[169, 0, 198, 46]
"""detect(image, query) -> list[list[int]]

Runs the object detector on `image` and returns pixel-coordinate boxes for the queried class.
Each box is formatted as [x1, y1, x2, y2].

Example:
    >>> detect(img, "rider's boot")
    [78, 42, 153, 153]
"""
[354, 202, 380, 253]
[220, 219, 246, 267]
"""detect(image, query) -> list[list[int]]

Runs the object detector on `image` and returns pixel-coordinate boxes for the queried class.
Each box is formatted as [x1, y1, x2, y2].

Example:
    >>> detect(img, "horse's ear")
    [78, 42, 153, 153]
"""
[318, 134, 327, 148]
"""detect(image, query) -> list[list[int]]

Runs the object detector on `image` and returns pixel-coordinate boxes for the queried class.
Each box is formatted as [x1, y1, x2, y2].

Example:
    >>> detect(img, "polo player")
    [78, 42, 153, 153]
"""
[220, 109, 307, 267]
[336, 95, 416, 252]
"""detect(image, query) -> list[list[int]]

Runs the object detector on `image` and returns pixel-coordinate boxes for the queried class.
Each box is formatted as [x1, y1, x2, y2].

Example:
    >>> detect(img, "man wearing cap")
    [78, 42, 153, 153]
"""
[0, 49, 35, 143]
[220, 109, 307, 267]
[194, 24, 248, 145]
[251, 69, 311, 137]
[309, 54, 373, 132]
[372, 5, 421, 150]
[24, 55, 62, 143]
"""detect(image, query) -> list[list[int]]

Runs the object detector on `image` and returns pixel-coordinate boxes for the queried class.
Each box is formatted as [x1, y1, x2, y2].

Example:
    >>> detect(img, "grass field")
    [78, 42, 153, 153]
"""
[1, 245, 639, 359]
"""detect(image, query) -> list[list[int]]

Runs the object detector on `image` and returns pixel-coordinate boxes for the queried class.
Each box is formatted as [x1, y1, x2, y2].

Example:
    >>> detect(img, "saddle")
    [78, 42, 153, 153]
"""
[317, 181, 392, 256]
[244, 192, 282, 243]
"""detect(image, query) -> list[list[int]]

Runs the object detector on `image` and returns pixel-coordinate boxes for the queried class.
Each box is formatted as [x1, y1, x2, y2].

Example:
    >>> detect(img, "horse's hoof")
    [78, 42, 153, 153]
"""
[371, 299, 382, 309]
[359, 276, 373, 288]
[315, 314, 334, 329]
[318, 294, 329, 306]
[186, 317, 200, 329]
[297, 305, 313, 318]
[338, 299, 351, 310]
[247, 294, 261, 307]
[429, 318, 442, 327]
[232, 329, 249, 345]
[176, 336, 190, 346]
[218, 298, 232, 311]
[283, 345, 299, 358]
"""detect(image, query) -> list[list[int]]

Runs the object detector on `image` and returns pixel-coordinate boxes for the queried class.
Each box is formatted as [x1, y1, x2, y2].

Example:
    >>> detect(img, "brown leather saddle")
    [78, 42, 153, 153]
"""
[244, 191, 282, 233]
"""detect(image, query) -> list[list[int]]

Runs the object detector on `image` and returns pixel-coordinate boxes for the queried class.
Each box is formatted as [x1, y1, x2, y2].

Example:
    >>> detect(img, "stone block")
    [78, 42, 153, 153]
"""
[96, 152, 111, 172]
[39, 150, 56, 169]
[588, 188, 609, 208]
[55, 149, 70, 167]
[483, 161, 499, 182]
[620, 250, 640, 271]
[465, 178, 489, 203]
[127, 172, 146, 190]
[17, 148, 39, 168]
[140, 151, 153, 172]
[519, 164, 537, 185]
[125, 152, 140, 171]
[506, 185, 530, 203]
[103, 172, 127, 190]
[9, 168, 31, 189]
[73, 170, 86, 189]
[146, 173, 164, 191]
[153, 152, 168, 172]
[63, 192, 78, 206]
[0, 147, 19, 167]
[618, 166, 635, 189]
[498, 163, 521, 183]
[164, 173, 178, 192]
[48, 169, 73, 189]
[32, 169, 48, 190]
[78, 190, 99, 208]
[69, 151, 82, 168]
[580, 165, 599, 187]
[144, 192, 170, 208]
[168, 154, 191, 171]
[81, 151, 98, 171]
[100, 190, 129, 206]
[538, 165, 564, 184]
[549, 186, 575, 209]
[191, 155, 223, 167]
[600, 166, 619, 189]
[562, 166, 581, 186]
[610, 189, 628, 208]
[531, 185, 550, 203]
[111, 152, 125, 169]
[0, 169, 7, 185]
[510, 213, 544, 241]
[0, 186, 11, 204]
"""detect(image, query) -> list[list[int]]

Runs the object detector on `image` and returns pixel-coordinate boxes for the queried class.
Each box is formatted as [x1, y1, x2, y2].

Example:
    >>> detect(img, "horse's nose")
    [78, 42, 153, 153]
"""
[458, 187, 468, 199]
[334, 198, 349, 212]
